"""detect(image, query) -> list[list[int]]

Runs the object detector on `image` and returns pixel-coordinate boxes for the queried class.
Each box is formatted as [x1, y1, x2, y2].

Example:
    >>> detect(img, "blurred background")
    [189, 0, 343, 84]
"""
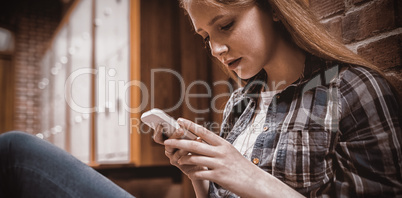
[0, 0, 401, 197]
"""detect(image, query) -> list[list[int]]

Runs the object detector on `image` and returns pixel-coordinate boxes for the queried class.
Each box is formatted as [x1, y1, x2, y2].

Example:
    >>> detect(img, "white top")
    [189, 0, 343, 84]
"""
[232, 90, 279, 160]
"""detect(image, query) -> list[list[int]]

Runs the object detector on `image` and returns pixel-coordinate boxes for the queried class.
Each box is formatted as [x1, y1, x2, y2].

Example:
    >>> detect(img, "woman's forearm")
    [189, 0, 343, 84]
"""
[235, 166, 305, 198]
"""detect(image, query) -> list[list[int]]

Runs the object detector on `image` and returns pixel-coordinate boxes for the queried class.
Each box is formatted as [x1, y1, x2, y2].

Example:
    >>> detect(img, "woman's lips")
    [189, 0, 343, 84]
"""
[227, 58, 241, 70]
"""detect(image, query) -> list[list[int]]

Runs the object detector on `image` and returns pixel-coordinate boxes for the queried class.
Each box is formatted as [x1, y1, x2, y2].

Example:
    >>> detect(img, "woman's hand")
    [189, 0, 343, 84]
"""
[153, 122, 210, 197]
[162, 118, 259, 194]
[163, 118, 304, 198]
[152, 123, 207, 178]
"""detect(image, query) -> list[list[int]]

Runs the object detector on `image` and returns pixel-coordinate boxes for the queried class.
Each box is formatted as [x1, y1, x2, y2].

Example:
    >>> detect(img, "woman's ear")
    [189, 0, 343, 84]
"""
[272, 9, 280, 21]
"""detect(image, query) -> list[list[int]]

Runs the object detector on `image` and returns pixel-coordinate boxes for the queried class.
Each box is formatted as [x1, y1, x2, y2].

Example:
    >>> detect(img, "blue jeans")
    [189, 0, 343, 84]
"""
[0, 131, 135, 198]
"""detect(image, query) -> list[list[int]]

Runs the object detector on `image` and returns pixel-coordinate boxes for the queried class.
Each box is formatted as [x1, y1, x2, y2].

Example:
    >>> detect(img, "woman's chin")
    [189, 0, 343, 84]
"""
[234, 70, 260, 80]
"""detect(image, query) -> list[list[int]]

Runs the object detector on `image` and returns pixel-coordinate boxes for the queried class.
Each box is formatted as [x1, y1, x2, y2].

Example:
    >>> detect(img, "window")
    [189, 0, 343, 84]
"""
[0, 27, 14, 52]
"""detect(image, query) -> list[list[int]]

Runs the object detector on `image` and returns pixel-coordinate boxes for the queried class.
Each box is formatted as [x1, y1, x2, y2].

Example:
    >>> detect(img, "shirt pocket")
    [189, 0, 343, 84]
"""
[272, 128, 332, 191]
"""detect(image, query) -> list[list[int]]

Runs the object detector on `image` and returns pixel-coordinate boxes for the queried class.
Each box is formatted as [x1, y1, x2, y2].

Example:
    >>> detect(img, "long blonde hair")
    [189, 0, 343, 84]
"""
[180, 0, 381, 75]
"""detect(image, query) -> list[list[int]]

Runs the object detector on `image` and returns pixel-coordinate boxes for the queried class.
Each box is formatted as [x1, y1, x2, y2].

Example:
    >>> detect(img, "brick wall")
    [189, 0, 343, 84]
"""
[12, 0, 61, 133]
[310, 0, 402, 95]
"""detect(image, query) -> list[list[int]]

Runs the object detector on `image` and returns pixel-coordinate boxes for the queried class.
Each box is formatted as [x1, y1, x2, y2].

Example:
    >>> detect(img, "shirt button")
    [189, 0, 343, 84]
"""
[276, 95, 280, 99]
[252, 158, 260, 165]
[263, 126, 269, 131]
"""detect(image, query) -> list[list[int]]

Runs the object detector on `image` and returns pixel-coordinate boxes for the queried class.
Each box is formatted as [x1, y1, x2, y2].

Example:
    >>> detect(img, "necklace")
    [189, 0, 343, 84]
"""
[238, 88, 279, 159]
[232, 89, 279, 160]
[238, 102, 267, 159]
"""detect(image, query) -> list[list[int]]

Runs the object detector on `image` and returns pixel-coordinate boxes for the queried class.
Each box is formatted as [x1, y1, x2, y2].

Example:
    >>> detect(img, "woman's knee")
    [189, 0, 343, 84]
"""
[0, 131, 34, 144]
[0, 131, 39, 154]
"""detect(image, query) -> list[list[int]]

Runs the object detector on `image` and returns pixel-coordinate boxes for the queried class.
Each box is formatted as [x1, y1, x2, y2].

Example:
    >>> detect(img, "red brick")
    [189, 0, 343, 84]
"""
[321, 17, 343, 42]
[11, 0, 61, 133]
[357, 34, 402, 69]
[310, 0, 345, 19]
[342, 0, 396, 43]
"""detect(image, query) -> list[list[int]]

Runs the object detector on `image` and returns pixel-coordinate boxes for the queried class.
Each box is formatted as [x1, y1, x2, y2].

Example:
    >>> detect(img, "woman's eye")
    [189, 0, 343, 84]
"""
[220, 21, 234, 31]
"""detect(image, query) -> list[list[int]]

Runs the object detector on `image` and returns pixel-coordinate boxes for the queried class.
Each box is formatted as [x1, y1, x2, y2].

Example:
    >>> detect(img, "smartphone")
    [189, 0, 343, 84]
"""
[141, 108, 198, 140]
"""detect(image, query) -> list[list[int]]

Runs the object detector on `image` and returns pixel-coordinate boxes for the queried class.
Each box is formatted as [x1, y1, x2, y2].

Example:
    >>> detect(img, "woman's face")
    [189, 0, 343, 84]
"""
[186, 1, 280, 79]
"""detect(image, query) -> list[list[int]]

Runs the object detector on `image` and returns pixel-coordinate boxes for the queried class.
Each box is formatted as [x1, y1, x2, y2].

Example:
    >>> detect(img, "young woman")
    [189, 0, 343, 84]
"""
[153, 0, 402, 197]
[0, 0, 400, 197]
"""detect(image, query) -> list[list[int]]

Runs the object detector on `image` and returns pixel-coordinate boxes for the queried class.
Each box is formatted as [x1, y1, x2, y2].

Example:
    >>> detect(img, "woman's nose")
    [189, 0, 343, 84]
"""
[209, 40, 228, 58]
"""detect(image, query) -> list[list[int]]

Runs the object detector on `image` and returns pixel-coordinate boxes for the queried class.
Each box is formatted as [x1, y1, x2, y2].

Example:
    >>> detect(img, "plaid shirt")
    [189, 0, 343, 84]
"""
[208, 54, 402, 197]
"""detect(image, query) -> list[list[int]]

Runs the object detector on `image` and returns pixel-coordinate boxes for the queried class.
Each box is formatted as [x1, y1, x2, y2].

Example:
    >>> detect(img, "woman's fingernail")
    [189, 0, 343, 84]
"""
[177, 128, 184, 136]
[195, 136, 202, 142]
[177, 118, 183, 123]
